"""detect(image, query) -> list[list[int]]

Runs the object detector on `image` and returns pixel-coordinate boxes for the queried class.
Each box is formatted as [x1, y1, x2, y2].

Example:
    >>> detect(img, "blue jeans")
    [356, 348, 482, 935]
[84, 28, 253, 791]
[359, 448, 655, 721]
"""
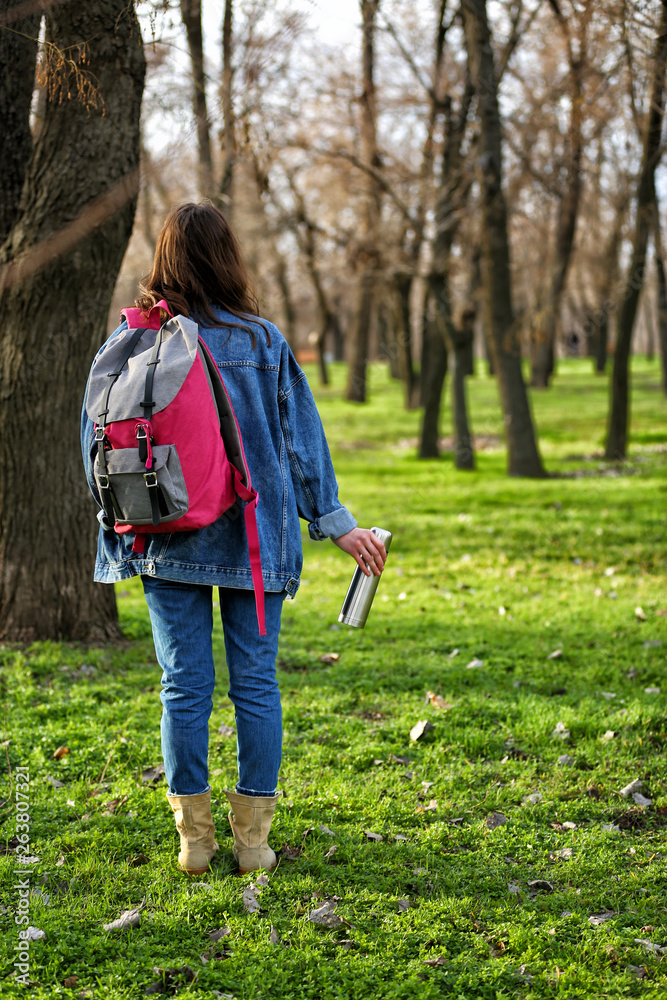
[142, 577, 285, 797]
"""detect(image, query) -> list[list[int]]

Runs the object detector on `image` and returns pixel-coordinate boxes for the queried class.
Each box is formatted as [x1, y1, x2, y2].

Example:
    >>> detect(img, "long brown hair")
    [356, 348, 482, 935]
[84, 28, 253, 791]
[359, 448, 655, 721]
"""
[136, 202, 270, 347]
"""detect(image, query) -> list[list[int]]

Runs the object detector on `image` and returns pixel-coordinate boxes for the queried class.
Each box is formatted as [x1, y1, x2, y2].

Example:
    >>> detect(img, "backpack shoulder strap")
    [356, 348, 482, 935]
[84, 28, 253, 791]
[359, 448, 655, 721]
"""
[197, 339, 251, 488]
[197, 337, 266, 636]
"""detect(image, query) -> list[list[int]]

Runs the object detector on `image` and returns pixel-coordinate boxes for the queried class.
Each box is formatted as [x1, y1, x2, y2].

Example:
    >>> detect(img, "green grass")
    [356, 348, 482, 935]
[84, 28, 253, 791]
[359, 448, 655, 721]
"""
[1, 357, 667, 999]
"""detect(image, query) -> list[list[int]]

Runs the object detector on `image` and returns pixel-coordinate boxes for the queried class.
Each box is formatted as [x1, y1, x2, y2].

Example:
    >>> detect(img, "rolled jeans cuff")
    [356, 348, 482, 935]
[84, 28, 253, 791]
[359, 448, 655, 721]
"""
[308, 506, 357, 541]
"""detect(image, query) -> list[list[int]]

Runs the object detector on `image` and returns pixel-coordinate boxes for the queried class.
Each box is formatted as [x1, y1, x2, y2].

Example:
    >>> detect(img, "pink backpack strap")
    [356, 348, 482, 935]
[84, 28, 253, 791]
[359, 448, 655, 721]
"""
[121, 299, 172, 330]
[233, 469, 266, 636]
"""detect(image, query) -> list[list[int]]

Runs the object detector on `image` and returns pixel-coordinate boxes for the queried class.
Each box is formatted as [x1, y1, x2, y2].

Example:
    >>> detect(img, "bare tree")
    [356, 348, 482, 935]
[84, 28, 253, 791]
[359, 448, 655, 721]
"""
[0, 0, 145, 641]
[180, 0, 213, 197]
[461, 0, 545, 477]
[605, 0, 667, 460]
[653, 200, 667, 394]
[530, 0, 591, 388]
[221, 0, 235, 207]
[347, 0, 381, 403]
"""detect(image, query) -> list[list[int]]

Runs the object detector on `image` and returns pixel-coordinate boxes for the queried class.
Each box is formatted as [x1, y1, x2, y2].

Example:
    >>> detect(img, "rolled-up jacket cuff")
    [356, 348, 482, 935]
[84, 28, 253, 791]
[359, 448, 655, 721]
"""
[308, 506, 357, 541]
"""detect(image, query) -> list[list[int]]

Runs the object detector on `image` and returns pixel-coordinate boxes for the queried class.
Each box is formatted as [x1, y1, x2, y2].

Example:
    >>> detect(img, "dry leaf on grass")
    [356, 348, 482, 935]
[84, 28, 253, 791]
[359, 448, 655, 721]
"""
[45, 775, 65, 788]
[397, 899, 410, 912]
[426, 691, 452, 710]
[320, 653, 340, 664]
[62, 976, 78, 988]
[242, 887, 262, 914]
[53, 746, 69, 759]
[466, 658, 484, 669]
[103, 908, 141, 932]
[319, 824, 335, 836]
[410, 720, 434, 741]
[551, 848, 573, 861]
[269, 926, 280, 945]
[588, 911, 615, 926]
[308, 900, 344, 928]
[218, 724, 235, 738]
[145, 965, 197, 995]
[424, 956, 447, 967]
[552, 722, 570, 739]
[364, 831, 383, 842]
[25, 926, 46, 941]
[619, 779, 643, 797]
[635, 607, 647, 621]
[547, 649, 562, 660]
[523, 793, 543, 805]
[325, 845, 338, 859]
[633, 793, 652, 808]
[141, 764, 165, 784]
[280, 844, 303, 861]
[626, 965, 648, 979]
[558, 754, 575, 765]
[527, 880, 553, 894]
[486, 812, 508, 829]
[208, 927, 231, 942]
[635, 938, 667, 953]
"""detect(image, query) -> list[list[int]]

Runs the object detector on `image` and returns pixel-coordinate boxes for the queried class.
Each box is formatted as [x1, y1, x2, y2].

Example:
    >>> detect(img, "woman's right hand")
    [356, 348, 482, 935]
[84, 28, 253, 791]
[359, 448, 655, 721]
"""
[332, 527, 387, 577]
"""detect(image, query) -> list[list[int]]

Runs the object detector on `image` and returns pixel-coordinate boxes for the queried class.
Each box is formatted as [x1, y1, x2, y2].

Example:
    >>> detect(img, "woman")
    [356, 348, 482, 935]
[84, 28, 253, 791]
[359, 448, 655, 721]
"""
[81, 202, 386, 875]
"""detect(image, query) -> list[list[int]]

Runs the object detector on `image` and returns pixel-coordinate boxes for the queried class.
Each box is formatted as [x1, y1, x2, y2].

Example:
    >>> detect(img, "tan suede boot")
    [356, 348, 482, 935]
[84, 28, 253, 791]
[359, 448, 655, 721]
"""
[225, 789, 280, 875]
[167, 790, 219, 875]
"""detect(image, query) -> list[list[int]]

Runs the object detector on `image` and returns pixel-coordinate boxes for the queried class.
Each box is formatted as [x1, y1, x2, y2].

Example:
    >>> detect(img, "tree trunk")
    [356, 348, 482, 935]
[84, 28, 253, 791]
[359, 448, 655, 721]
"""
[450, 313, 475, 470]
[530, 2, 586, 389]
[644, 287, 655, 360]
[347, 271, 373, 402]
[0, 0, 145, 642]
[220, 0, 235, 209]
[587, 193, 627, 374]
[605, 1, 667, 460]
[346, 0, 380, 403]
[461, 0, 544, 477]
[0, 1, 41, 244]
[395, 272, 418, 408]
[274, 254, 297, 351]
[654, 203, 667, 394]
[378, 296, 401, 379]
[419, 303, 448, 459]
[180, 0, 213, 198]
[331, 313, 345, 362]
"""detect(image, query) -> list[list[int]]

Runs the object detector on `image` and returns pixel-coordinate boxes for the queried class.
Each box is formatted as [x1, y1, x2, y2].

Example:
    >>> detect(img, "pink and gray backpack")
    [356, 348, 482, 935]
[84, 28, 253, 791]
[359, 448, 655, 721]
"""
[85, 300, 265, 634]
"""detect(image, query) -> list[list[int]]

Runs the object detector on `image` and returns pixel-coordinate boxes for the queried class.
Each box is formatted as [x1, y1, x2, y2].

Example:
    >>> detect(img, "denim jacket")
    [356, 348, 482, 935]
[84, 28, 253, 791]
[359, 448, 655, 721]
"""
[80, 307, 357, 596]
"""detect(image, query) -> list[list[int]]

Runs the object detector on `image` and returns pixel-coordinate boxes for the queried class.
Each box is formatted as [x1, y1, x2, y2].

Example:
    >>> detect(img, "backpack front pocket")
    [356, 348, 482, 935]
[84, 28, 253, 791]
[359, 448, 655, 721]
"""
[94, 444, 189, 525]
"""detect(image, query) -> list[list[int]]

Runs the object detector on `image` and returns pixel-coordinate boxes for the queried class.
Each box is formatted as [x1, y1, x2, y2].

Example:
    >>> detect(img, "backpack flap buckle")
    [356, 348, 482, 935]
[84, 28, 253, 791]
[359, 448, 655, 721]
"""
[143, 471, 158, 488]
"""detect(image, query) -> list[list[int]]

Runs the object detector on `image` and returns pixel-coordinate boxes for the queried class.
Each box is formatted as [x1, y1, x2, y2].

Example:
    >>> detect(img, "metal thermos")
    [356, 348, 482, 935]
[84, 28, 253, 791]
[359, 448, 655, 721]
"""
[338, 527, 392, 628]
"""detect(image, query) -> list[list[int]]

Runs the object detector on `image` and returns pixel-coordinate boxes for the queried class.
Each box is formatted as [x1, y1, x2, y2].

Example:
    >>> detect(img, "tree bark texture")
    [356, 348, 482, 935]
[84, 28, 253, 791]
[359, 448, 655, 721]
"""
[180, 0, 213, 198]
[0, 1, 40, 245]
[450, 316, 475, 470]
[419, 304, 448, 459]
[395, 272, 418, 409]
[605, 0, 667, 460]
[220, 0, 235, 208]
[586, 198, 626, 374]
[653, 204, 667, 394]
[461, 0, 545, 477]
[421, 79, 474, 463]
[346, 0, 381, 403]
[0, 0, 145, 642]
[530, 1, 588, 388]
